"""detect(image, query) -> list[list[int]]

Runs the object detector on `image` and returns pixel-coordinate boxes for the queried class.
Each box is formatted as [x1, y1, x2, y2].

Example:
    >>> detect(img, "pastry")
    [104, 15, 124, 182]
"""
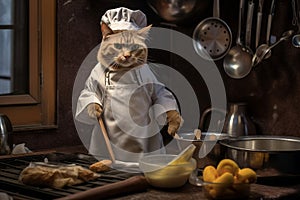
[89, 159, 112, 172]
[19, 163, 100, 188]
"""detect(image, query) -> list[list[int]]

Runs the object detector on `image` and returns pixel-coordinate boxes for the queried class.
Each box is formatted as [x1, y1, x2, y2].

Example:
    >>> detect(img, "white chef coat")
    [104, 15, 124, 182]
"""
[75, 63, 178, 162]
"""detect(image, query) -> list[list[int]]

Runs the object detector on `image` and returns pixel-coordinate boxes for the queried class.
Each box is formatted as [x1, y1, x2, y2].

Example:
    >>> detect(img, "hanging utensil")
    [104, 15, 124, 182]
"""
[292, 0, 300, 48]
[292, 0, 298, 27]
[223, 0, 253, 79]
[292, 24, 300, 48]
[245, 0, 255, 50]
[266, 0, 276, 49]
[193, 0, 232, 60]
[266, 0, 275, 45]
[252, 30, 294, 66]
[255, 0, 264, 48]
[259, 0, 276, 60]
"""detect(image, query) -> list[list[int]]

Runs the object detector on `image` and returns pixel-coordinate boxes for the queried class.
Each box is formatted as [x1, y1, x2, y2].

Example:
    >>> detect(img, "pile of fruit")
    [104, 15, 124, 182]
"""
[203, 159, 257, 199]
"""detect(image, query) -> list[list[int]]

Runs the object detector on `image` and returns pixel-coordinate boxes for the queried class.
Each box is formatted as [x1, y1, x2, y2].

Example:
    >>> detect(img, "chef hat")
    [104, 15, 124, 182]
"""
[101, 7, 147, 31]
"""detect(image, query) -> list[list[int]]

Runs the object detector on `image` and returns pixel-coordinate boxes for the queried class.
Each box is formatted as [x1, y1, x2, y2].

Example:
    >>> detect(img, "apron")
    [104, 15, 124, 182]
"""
[102, 68, 165, 162]
[76, 64, 178, 163]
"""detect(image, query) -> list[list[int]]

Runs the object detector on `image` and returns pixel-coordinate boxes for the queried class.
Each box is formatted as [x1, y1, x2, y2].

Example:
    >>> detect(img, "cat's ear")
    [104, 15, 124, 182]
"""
[101, 22, 113, 40]
[137, 24, 152, 40]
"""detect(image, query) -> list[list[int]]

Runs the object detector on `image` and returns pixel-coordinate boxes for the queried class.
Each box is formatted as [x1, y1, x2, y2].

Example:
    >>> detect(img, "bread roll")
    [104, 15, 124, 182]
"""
[89, 160, 112, 172]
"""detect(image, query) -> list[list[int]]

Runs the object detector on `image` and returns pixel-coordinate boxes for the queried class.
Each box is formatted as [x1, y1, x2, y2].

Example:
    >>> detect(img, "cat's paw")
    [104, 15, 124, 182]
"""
[87, 103, 103, 119]
[166, 110, 183, 136]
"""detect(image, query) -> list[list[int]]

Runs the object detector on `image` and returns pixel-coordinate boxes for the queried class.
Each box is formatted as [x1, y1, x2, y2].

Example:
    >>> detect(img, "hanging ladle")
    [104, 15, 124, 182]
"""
[223, 0, 253, 79]
[292, 0, 300, 48]
[252, 30, 294, 66]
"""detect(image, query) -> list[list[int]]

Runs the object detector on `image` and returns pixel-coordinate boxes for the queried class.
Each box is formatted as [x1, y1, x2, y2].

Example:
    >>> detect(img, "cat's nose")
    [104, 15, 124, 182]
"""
[120, 54, 131, 61]
[124, 55, 131, 59]
[123, 52, 131, 59]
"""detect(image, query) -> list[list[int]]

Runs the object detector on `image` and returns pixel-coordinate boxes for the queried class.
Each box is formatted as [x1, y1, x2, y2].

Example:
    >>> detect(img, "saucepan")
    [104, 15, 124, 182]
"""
[220, 135, 300, 175]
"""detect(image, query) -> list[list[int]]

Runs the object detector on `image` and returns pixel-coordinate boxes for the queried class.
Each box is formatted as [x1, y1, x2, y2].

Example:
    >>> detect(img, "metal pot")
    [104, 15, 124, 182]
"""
[0, 114, 12, 155]
[176, 132, 229, 169]
[220, 136, 300, 175]
[199, 102, 256, 137]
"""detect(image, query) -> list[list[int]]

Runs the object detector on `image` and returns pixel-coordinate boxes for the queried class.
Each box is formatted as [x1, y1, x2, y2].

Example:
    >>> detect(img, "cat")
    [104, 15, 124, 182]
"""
[97, 22, 150, 71]
[87, 22, 182, 138]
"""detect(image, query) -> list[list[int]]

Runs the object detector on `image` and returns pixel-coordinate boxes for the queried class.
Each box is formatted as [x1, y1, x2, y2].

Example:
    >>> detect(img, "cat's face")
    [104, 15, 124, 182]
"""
[98, 25, 151, 71]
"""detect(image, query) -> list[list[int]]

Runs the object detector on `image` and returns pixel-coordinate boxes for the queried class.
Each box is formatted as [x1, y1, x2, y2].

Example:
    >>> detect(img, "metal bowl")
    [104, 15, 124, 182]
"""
[176, 132, 229, 169]
[220, 136, 300, 175]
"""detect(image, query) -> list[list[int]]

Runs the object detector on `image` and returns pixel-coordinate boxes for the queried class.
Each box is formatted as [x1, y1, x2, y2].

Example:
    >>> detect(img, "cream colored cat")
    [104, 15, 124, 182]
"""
[87, 23, 182, 136]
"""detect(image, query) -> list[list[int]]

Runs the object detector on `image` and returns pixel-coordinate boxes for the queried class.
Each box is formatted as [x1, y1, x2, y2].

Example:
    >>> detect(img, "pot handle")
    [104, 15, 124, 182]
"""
[199, 108, 226, 131]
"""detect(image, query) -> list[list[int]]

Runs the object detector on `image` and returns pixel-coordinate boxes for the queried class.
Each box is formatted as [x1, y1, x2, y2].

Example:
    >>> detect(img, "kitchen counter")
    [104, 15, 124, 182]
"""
[1, 146, 300, 200]
[112, 182, 300, 200]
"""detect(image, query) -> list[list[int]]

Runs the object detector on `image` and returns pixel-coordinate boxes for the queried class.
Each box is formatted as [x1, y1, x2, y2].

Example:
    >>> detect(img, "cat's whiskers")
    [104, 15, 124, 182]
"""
[136, 58, 146, 65]
[113, 56, 119, 61]
[109, 62, 121, 71]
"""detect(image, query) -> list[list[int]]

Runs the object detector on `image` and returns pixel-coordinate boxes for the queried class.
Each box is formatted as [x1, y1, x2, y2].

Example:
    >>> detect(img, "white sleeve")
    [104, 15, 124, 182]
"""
[75, 63, 105, 125]
[153, 84, 179, 119]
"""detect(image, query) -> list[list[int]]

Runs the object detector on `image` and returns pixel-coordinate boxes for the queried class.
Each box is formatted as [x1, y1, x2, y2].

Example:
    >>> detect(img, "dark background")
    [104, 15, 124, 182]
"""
[12, 0, 300, 150]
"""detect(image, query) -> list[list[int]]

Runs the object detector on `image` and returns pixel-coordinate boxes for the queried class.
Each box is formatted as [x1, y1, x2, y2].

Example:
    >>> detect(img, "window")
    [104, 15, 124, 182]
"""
[0, 0, 56, 130]
[0, 0, 29, 95]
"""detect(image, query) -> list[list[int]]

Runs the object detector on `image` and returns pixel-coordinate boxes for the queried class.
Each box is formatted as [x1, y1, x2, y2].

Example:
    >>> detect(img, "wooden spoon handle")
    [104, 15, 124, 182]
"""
[98, 117, 115, 162]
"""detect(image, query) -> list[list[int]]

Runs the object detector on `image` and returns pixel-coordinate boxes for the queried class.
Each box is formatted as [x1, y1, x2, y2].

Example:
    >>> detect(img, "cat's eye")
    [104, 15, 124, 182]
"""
[114, 43, 122, 49]
[131, 44, 140, 50]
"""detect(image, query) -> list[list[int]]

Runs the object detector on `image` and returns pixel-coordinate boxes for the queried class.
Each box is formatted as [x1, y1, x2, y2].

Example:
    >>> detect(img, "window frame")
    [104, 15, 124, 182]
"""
[0, 0, 56, 130]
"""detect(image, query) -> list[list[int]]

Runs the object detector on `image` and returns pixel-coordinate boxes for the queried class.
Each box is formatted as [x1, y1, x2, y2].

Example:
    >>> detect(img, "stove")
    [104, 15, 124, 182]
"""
[0, 152, 138, 200]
